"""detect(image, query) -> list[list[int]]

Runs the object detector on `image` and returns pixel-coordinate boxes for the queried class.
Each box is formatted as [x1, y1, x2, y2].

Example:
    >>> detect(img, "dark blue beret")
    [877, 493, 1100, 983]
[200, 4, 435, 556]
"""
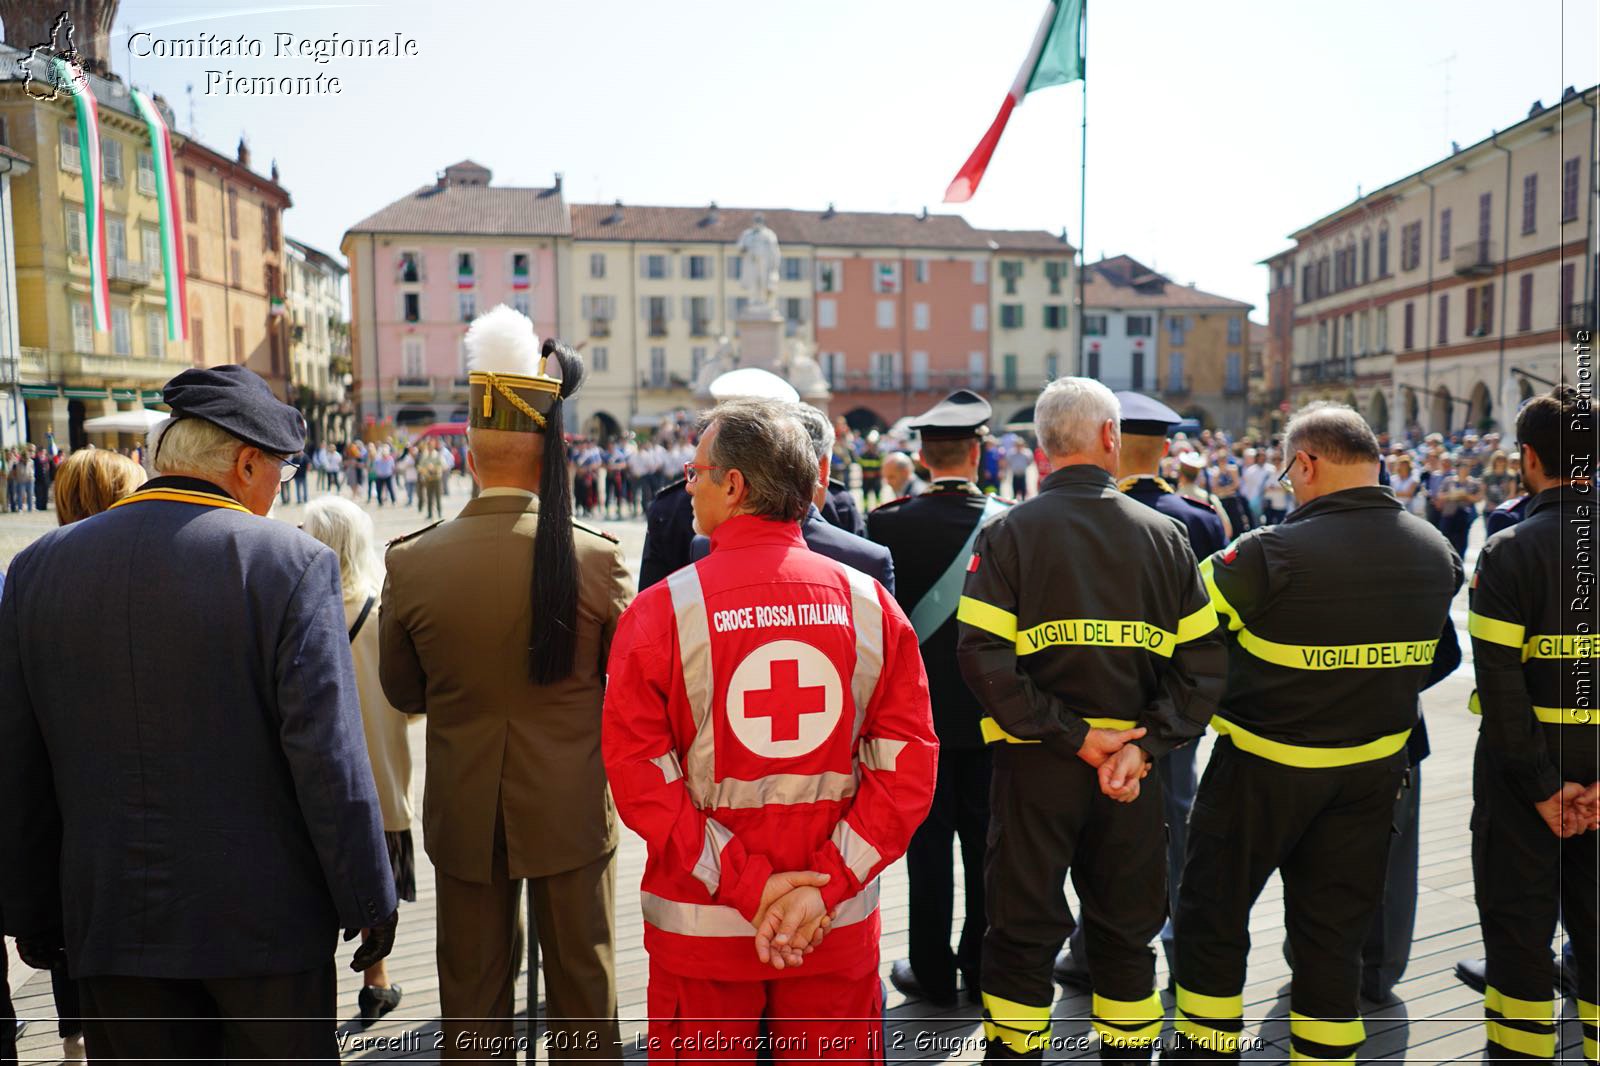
[162, 365, 306, 454]
[1115, 391, 1183, 437]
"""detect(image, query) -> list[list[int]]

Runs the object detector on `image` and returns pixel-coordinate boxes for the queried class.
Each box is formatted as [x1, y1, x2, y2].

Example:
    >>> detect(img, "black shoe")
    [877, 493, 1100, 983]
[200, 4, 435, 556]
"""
[358, 984, 403, 1028]
[1052, 948, 1093, 993]
[1453, 957, 1487, 994]
[889, 960, 957, 1008]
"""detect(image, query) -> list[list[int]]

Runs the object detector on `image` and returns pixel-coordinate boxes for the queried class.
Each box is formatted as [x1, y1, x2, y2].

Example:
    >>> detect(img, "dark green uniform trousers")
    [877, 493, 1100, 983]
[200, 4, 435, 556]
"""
[1168, 738, 1404, 1063]
[982, 746, 1167, 1063]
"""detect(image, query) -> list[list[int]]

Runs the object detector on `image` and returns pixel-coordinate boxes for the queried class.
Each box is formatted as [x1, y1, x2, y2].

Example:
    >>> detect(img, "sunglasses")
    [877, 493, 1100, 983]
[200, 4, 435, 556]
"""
[1279, 451, 1316, 487]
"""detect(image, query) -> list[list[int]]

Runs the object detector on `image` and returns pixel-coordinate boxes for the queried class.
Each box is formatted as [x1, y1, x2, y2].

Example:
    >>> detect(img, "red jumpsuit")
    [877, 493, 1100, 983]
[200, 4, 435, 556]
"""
[605, 515, 938, 1062]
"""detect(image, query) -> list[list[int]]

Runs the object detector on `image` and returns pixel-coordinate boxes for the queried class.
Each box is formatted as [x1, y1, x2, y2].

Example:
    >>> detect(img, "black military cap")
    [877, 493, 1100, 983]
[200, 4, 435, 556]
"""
[162, 365, 306, 454]
[909, 389, 992, 441]
[1115, 391, 1183, 437]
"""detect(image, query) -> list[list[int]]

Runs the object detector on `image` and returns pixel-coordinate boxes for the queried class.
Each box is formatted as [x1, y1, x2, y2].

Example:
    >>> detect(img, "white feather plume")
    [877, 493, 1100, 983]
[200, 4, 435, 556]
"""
[465, 305, 542, 376]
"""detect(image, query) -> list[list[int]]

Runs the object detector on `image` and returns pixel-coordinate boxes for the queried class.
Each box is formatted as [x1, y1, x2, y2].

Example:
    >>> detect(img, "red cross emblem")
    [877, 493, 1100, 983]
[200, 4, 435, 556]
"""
[744, 659, 829, 742]
[726, 640, 844, 758]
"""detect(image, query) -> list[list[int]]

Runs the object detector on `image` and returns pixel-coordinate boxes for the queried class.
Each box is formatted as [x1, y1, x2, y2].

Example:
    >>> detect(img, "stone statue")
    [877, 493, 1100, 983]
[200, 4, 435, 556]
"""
[735, 213, 780, 312]
[779, 338, 832, 403]
[691, 334, 741, 398]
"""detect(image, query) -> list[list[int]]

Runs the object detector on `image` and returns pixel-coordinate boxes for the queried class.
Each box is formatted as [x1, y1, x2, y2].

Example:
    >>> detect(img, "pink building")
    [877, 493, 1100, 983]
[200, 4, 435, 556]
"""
[343, 160, 568, 428]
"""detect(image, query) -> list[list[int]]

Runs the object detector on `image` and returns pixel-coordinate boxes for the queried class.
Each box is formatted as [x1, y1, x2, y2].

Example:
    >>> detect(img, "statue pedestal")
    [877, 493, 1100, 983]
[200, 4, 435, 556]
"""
[736, 307, 785, 371]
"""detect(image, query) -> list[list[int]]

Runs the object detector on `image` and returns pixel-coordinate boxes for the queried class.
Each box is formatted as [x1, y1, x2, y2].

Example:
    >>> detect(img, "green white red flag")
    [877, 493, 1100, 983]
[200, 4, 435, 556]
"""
[130, 88, 189, 341]
[54, 57, 110, 331]
[943, 0, 1086, 203]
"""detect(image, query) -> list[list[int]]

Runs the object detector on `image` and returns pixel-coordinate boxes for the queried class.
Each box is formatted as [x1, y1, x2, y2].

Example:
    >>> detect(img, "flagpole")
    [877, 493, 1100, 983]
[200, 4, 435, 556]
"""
[1076, 0, 1088, 377]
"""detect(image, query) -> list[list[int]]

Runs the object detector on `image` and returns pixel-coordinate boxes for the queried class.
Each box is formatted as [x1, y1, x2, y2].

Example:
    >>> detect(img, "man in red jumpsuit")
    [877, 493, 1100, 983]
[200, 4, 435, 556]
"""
[605, 399, 938, 1062]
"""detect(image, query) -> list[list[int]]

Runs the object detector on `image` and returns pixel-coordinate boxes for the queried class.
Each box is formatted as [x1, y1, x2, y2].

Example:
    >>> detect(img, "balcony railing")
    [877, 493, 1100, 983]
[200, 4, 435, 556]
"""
[639, 373, 689, 391]
[394, 376, 433, 398]
[1567, 302, 1596, 329]
[589, 319, 611, 338]
[648, 319, 668, 337]
[1452, 240, 1497, 276]
[108, 257, 151, 286]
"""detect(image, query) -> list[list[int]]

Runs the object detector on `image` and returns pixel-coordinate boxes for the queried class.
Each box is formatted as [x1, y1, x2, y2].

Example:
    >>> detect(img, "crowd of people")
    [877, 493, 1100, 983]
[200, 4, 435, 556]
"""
[0, 300, 1589, 1066]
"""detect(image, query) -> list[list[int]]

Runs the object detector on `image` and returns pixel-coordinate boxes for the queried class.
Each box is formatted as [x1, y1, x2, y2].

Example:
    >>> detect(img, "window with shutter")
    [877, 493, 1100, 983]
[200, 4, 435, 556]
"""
[1403, 302, 1415, 350]
[1563, 157, 1581, 221]
[1518, 273, 1533, 331]
[1438, 293, 1448, 345]
[1465, 286, 1477, 335]
[1522, 174, 1537, 234]
[875, 299, 894, 329]
[1438, 208, 1451, 260]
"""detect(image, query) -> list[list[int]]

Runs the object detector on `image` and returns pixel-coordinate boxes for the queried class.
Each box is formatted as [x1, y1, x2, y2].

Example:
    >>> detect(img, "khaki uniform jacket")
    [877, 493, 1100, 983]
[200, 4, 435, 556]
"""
[379, 493, 633, 883]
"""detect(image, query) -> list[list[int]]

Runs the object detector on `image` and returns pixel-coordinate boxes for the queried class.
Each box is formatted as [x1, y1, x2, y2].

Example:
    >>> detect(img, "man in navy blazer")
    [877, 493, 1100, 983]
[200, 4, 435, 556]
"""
[0, 367, 396, 1063]
[690, 404, 895, 593]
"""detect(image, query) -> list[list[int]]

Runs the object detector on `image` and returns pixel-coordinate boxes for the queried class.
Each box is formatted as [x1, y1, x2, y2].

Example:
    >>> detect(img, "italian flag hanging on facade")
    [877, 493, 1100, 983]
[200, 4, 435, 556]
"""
[943, 0, 1085, 203]
[130, 88, 189, 341]
[54, 57, 110, 331]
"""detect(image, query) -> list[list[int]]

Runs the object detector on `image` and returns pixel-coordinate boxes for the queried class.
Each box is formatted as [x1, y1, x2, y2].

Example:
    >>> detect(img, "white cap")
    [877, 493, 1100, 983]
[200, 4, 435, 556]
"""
[708, 367, 800, 403]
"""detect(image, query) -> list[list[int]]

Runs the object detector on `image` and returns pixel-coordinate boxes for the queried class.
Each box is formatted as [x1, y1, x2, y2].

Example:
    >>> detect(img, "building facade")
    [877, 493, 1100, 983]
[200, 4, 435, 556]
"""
[1084, 256, 1254, 431]
[0, 142, 30, 450]
[983, 230, 1078, 425]
[343, 160, 567, 430]
[285, 236, 351, 446]
[177, 137, 292, 400]
[1275, 85, 1597, 438]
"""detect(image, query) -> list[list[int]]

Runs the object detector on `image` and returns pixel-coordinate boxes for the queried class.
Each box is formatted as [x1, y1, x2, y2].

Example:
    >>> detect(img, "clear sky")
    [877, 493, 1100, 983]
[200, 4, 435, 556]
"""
[58, 0, 1600, 319]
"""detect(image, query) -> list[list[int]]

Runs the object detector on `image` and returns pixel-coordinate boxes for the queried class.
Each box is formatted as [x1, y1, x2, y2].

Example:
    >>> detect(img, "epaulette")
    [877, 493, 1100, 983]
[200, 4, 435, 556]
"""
[1177, 494, 1220, 516]
[387, 520, 443, 549]
[655, 477, 687, 499]
[828, 478, 849, 492]
[572, 519, 620, 544]
[869, 494, 913, 514]
[1492, 494, 1527, 514]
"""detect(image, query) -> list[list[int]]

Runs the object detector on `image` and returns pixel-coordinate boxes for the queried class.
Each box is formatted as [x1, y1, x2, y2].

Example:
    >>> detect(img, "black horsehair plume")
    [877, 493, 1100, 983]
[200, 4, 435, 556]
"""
[529, 337, 587, 685]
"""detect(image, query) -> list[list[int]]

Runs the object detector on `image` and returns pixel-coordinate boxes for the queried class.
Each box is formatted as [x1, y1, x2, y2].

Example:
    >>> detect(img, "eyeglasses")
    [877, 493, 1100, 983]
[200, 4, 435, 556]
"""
[273, 454, 301, 483]
[1279, 451, 1316, 487]
[683, 462, 725, 484]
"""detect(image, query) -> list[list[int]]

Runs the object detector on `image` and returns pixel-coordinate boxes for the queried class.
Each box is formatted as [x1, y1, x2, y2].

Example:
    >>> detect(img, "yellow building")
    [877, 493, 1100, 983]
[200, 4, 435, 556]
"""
[1279, 84, 1596, 436]
[1, 57, 189, 446]
[981, 229, 1077, 423]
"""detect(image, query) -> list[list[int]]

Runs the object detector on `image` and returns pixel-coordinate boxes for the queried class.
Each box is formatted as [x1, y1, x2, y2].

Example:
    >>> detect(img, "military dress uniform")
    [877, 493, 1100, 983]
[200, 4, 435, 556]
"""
[1467, 484, 1598, 1063]
[640, 478, 695, 591]
[868, 389, 1009, 1007]
[1169, 484, 1460, 1063]
[823, 476, 868, 536]
[958, 463, 1226, 1062]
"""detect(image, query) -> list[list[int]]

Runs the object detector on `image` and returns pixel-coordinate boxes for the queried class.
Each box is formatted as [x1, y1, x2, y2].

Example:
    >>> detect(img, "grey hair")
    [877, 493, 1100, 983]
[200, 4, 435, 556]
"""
[1034, 377, 1120, 458]
[1285, 401, 1380, 464]
[301, 496, 383, 598]
[151, 417, 245, 481]
[701, 399, 817, 523]
[787, 402, 835, 464]
[883, 452, 914, 475]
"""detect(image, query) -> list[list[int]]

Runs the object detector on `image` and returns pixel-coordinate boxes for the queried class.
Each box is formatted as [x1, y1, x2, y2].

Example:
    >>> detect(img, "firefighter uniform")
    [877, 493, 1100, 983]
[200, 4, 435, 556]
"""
[1169, 485, 1460, 1063]
[1467, 484, 1599, 1063]
[604, 514, 939, 1061]
[957, 464, 1227, 1062]
[868, 389, 1008, 1007]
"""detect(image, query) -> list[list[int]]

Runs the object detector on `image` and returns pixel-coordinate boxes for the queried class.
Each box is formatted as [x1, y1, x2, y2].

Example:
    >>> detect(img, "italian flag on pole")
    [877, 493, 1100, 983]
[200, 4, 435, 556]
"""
[943, 0, 1085, 203]
[54, 57, 111, 331]
[130, 88, 189, 341]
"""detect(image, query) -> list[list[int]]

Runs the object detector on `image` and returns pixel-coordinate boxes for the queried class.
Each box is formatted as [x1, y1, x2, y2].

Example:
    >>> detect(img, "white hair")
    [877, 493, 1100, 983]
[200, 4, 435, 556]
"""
[1034, 377, 1120, 458]
[150, 417, 245, 481]
[300, 496, 383, 598]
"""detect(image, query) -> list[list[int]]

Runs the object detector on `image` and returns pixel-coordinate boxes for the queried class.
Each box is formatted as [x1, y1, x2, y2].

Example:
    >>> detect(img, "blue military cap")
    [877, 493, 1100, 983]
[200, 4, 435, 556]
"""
[909, 389, 992, 441]
[1115, 391, 1183, 437]
[162, 364, 307, 455]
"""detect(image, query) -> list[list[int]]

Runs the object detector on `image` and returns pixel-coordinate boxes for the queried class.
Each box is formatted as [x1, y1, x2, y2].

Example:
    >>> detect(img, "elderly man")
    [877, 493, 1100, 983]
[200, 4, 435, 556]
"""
[0, 365, 396, 1063]
[957, 378, 1225, 1062]
[381, 308, 629, 1059]
[690, 403, 894, 592]
[881, 451, 926, 500]
[605, 399, 937, 1061]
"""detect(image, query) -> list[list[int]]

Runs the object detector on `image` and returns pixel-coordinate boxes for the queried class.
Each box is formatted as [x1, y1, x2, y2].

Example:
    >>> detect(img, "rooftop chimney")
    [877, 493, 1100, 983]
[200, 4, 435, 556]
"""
[1528, 99, 1545, 117]
[823, 202, 836, 219]
[237, 136, 250, 169]
[604, 198, 623, 225]
[553, 171, 563, 193]
[705, 201, 719, 225]
[919, 205, 929, 220]
[1563, 85, 1578, 101]
[270, 159, 280, 184]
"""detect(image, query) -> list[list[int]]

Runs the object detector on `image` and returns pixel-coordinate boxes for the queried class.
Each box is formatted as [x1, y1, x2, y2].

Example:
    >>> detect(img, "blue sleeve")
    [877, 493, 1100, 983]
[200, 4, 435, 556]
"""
[275, 550, 398, 930]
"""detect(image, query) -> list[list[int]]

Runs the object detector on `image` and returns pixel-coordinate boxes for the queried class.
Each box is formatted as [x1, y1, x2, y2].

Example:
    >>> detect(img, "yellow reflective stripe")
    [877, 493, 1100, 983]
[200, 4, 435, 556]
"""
[1486, 986, 1555, 1021]
[1016, 617, 1178, 657]
[1094, 1018, 1162, 1047]
[1176, 601, 1219, 643]
[958, 596, 1017, 641]
[1468, 611, 1527, 649]
[1584, 1034, 1597, 1064]
[1289, 1013, 1364, 1047]
[1092, 992, 1163, 1023]
[1468, 690, 1482, 716]
[1175, 985, 1243, 1019]
[1579, 999, 1599, 1023]
[1175, 1015, 1241, 1054]
[1235, 629, 1439, 671]
[1524, 634, 1599, 660]
[1484, 1020, 1556, 1058]
[1200, 558, 1244, 633]
[1213, 715, 1410, 769]
[982, 992, 1052, 1054]
[107, 488, 252, 515]
[1084, 717, 1137, 730]
[1534, 706, 1600, 725]
[980, 716, 1040, 745]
